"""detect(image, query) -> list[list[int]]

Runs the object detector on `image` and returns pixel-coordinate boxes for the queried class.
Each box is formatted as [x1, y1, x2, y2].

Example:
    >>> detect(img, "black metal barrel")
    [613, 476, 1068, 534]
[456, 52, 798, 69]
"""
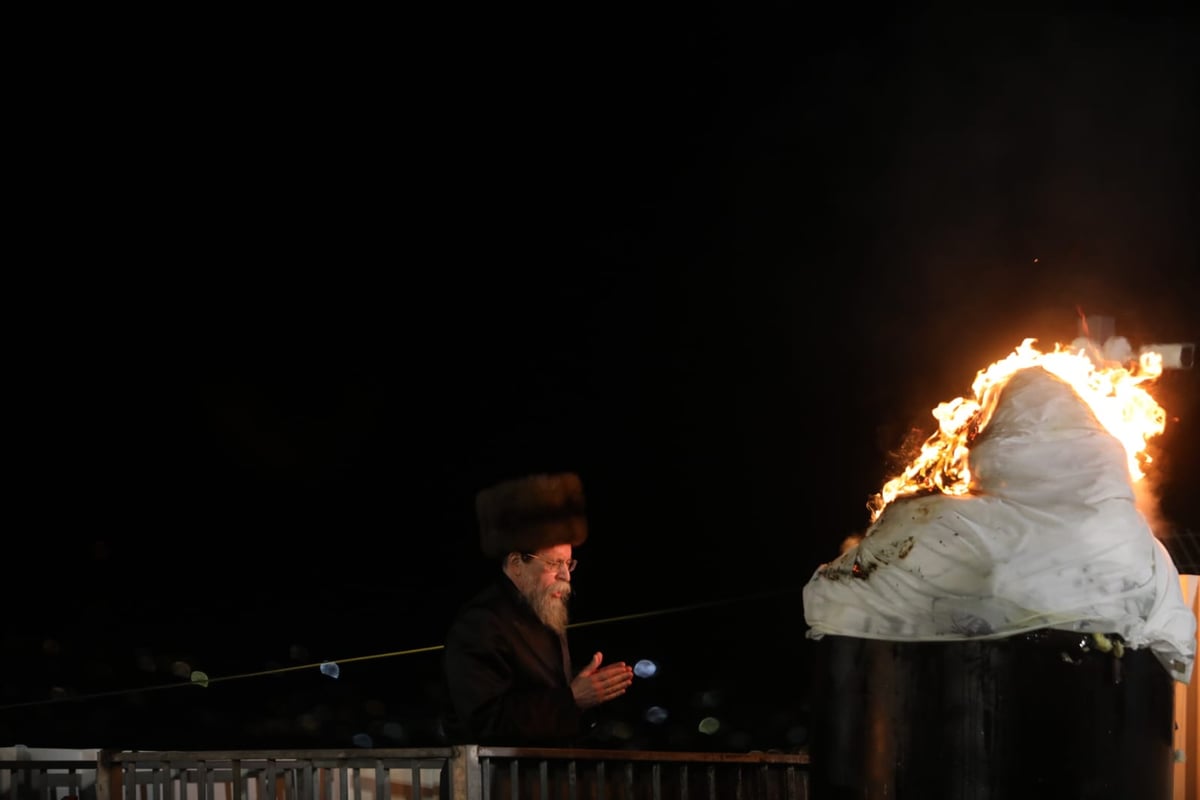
[810, 631, 1175, 799]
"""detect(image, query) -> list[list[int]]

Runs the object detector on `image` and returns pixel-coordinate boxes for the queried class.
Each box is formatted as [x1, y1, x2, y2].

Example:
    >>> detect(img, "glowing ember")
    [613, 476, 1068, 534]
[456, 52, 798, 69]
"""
[867, 338, 1167, 522]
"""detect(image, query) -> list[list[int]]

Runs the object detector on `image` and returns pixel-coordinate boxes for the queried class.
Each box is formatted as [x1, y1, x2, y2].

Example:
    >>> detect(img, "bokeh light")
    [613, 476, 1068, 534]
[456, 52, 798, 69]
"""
[786, 725, 807, 746]
[611, 721, 634, 740]
[634, 659, 657, 678]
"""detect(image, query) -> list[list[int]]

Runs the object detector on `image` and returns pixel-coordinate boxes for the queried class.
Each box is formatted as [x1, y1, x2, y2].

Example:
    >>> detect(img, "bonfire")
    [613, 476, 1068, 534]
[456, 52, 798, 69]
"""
[803, 337, 1196, 683]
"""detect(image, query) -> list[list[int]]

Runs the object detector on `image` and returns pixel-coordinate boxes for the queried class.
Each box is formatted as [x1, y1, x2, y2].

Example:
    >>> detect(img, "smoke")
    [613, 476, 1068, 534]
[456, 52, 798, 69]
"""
[1135, 474, 1172, 540]
[861, 11, 1198, 348]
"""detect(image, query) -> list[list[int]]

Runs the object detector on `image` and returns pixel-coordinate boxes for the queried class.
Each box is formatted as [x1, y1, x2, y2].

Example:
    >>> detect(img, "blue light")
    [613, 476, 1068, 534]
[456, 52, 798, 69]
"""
[645, 706, 669, 724]
[634, 659, 657, 678]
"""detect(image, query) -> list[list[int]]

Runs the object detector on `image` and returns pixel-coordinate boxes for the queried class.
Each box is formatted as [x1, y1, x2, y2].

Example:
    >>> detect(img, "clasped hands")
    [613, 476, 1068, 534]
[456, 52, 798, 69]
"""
[571, 651, 634, 709]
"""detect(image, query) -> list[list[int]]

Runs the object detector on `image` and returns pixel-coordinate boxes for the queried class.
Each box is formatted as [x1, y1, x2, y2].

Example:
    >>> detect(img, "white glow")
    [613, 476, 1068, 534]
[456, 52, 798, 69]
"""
[634, 659, 657, 678]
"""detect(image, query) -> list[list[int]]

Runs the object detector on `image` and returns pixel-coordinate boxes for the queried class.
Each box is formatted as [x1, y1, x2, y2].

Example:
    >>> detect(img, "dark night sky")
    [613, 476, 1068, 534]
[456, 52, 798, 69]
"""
[5, 6, 1199, 751]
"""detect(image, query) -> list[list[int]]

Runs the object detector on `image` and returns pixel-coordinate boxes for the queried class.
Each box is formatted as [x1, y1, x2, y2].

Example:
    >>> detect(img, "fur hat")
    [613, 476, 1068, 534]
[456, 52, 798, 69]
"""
[476, 472, 588, 558]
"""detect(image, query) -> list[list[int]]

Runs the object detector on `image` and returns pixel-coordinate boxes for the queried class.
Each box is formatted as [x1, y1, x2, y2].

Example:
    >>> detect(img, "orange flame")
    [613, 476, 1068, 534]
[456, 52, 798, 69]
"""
[867, 337, 1167, 522]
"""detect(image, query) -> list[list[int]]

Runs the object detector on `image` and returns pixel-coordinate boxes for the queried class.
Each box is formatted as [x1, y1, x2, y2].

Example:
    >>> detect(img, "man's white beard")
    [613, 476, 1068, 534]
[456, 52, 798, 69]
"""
[529, 581, 571, 634]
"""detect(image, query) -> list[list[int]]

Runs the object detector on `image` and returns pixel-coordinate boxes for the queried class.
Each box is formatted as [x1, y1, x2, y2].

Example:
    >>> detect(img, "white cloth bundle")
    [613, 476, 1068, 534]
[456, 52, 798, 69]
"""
[804, 367, 1196, 683]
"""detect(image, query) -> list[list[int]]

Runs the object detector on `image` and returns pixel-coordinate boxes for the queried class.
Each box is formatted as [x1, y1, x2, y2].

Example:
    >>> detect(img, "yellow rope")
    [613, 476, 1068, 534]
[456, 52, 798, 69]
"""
[0, 586, 803, 711]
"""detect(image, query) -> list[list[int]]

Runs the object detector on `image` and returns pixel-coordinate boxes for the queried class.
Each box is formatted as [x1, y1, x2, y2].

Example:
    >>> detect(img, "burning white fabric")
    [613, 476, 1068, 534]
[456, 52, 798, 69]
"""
[804, 366, 1196, 683]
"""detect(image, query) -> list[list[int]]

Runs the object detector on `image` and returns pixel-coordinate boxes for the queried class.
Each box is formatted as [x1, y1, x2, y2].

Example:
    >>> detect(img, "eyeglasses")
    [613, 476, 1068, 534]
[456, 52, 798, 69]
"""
[522, 553, 578, 574]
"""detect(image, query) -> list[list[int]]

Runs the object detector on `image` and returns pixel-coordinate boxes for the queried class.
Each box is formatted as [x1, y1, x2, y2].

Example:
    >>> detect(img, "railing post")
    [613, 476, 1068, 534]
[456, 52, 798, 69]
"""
[445, 746, 481, 800]
[95, 751, 116, 800]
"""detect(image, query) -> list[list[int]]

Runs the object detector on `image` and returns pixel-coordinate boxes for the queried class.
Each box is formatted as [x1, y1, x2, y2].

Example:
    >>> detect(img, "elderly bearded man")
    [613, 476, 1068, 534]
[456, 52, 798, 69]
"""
[441, 472, 634, 745]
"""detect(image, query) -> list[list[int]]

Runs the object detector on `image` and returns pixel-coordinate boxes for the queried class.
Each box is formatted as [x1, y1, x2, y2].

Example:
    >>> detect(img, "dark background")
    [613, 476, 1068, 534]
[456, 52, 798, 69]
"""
[4, 6, 1198, 752]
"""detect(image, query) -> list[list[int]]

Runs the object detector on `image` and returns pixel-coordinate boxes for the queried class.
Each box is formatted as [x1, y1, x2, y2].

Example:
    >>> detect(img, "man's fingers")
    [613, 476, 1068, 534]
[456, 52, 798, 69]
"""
[583, 655, 634, 701]
[578, 652, 603, 677]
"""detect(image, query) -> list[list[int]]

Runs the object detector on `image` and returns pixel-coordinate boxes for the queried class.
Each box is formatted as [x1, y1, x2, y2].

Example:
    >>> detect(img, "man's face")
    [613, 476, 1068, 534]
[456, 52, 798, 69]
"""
[512, 543, 573, 633]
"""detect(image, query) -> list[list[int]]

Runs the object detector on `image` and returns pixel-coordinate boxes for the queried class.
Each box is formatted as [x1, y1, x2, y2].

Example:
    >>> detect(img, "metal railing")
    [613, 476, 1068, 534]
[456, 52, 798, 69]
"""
[1, 758, 98, 800]
[472, 746, 809, 799]
[4, 747, 809, 800]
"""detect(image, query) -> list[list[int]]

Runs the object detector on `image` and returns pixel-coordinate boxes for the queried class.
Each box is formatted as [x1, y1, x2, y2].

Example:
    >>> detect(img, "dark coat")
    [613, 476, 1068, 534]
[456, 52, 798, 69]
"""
[442, 574, 582, 745]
